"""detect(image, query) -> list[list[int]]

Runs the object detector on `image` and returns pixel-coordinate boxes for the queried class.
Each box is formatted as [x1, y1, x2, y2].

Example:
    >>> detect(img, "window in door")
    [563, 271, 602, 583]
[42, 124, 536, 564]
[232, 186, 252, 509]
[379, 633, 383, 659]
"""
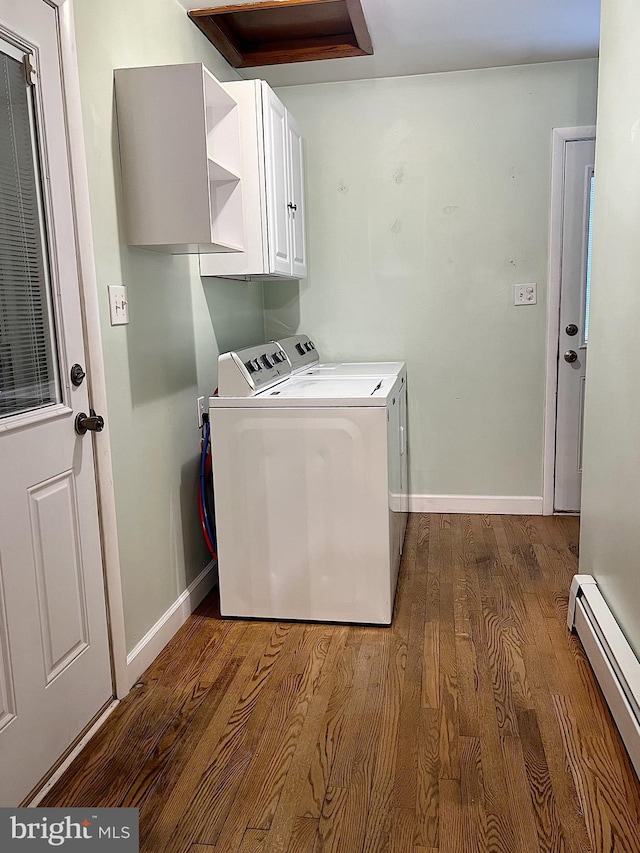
[0, 42, 60, 419]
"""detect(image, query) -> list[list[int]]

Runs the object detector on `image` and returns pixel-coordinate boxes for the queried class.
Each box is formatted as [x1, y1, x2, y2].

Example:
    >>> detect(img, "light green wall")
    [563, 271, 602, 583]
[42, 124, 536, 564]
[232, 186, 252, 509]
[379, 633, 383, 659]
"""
[267, 60, 598, 498]
[74, 0, 265, 651]
[579, 2, 640, 656]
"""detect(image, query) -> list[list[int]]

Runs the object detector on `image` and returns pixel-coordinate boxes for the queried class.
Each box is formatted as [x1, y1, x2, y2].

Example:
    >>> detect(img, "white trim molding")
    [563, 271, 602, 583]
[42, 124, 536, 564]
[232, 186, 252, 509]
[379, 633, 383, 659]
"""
[408, 495, 543, 515]
[568, 575, 640, 781]
[543, 125, 596, 516]
[56, 0, 129, 698]
[126, 561, 218, 690]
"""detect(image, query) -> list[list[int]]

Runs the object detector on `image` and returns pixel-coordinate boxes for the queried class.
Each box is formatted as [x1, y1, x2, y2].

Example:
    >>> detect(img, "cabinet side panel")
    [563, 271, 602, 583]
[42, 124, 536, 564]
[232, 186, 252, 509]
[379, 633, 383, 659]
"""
[115, 64, 211, 246]
[211, 407, 393, 624]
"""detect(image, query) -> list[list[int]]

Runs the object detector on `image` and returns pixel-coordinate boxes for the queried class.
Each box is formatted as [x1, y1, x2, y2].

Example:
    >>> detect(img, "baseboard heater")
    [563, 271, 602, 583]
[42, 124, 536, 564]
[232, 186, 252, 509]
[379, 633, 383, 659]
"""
[568, 575, 640, 779]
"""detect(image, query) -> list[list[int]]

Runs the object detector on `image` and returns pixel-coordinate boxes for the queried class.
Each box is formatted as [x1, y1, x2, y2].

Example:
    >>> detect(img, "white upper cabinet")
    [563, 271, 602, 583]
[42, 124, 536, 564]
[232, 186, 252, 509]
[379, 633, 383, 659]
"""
[114, 63, 244, 254]
[199, 80, 307, 280]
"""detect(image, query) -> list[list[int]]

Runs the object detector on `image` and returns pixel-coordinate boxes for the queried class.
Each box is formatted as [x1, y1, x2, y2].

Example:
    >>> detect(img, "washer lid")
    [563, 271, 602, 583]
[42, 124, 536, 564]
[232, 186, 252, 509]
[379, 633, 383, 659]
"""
[212, 374, 401, 408]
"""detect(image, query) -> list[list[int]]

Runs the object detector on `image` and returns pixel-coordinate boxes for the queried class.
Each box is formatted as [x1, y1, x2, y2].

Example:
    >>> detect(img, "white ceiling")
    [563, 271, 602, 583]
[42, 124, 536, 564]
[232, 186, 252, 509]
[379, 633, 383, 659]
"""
[178, 0, 601, 87]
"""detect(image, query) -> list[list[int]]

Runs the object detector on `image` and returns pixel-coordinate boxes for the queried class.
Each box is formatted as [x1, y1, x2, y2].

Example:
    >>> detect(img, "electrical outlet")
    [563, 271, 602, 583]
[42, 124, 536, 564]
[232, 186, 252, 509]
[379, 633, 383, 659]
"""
[196, 396, 205, 428]
[514, 283, 537, 305]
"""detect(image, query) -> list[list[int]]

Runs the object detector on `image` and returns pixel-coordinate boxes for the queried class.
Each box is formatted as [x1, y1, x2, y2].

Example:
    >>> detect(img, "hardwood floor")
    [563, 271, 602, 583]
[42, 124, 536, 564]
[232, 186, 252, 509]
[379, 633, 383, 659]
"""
[43, 514, 640, 852]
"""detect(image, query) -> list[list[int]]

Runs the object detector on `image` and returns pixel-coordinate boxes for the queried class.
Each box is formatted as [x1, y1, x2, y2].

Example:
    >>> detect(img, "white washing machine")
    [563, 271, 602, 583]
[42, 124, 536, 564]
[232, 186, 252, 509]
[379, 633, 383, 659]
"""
[210, 341, 408, 625]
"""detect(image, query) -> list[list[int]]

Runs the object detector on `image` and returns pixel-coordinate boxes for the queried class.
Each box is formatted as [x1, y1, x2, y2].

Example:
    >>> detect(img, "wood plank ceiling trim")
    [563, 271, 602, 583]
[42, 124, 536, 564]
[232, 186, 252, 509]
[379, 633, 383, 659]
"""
[188, 0, 373, 67]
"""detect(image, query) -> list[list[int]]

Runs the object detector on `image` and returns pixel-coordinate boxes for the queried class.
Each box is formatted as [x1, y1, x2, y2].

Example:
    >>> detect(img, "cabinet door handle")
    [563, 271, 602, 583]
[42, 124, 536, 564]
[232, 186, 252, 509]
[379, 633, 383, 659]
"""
[287, 202, 297, 211]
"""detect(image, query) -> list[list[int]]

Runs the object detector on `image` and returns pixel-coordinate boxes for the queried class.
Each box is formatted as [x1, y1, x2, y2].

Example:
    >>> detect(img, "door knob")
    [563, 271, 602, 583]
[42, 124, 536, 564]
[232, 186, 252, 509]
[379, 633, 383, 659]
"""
[564, 350, 578, 364]
[75, 409, 105, 435]
[565, 324, 579, 337]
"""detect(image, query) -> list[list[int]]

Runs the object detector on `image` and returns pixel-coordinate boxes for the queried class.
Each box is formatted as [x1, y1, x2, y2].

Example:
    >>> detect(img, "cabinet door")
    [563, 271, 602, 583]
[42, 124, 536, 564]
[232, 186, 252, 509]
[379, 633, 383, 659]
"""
[263, 86, 292, 275]
[287, 113, 307, 278]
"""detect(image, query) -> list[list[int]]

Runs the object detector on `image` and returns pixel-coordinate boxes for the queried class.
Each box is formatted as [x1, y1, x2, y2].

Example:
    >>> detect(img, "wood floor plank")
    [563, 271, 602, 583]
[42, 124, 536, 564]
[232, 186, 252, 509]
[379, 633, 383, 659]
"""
[316, 785, 351, 853]
[393, 602, 424, 808]
[439, 778, 463, 853]
[421, 618, 439, 709]
[285, 818, 318, 853]
[518, 596, 592, 853]
[469, 610, 519, 853]
[297, 630, 364, 818]
[482, 601, 520, 736]
[389, 806, 415, 852]
[239, 829, 268, 852]
[219, 627, 334, 848]
[501, 734, 543, 853]
[42, 515, 640, 853]
[438, 579, 459, 780]
[459, 736, 488, 853]
[360, 627, 406, 852]
[328, 628, 376, 787]
[261, 628, 348, 853]
[415, 708, 439, 849]
[362, 541, 416, 853]
[517, 708, 569, 853]
[554, 693, 640, 853]
[143, 623, 299, 853]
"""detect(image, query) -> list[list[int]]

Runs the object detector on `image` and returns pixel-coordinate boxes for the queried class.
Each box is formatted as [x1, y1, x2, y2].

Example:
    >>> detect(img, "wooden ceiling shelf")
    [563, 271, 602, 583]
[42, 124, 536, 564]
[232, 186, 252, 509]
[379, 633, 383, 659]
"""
[188, 0, 373, 67]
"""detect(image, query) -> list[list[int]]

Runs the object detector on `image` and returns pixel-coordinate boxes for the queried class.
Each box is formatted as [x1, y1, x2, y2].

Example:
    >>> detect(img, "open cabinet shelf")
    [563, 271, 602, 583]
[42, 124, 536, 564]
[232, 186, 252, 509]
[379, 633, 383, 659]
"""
[115, 63, 244, 255]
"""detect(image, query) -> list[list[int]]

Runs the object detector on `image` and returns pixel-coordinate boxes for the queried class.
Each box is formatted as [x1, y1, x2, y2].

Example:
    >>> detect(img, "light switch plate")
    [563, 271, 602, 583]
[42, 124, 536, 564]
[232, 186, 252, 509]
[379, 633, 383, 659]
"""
[514, 283, 537, 305]
[108, 284, 129, 325]
[196, 396, 205, 429]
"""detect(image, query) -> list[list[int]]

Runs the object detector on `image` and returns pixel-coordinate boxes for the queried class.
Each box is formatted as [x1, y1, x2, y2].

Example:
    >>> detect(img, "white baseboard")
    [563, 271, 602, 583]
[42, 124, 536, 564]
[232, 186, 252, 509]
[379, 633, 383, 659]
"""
[408, 494, 543, 515]
[568, 575, 640, 780]
[126, 560, 218, 690]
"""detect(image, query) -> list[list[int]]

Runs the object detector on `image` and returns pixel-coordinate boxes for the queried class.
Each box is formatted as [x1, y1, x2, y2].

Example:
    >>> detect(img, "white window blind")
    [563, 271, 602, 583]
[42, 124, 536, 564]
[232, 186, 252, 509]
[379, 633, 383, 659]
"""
[0, 47, 59, 419]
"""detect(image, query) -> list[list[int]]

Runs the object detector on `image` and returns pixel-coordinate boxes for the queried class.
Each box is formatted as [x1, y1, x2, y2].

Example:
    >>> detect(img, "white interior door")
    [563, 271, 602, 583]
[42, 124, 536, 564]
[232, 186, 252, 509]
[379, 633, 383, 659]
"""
[554, 138, 596, 512]
[0, 0, 112, 805]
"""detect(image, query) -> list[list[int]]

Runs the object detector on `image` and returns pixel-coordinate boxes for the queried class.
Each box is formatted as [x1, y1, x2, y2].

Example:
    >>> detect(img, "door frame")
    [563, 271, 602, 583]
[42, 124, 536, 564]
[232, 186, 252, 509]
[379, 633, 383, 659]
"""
[46, 0, 128, 697]
[543, 126, 596, 516]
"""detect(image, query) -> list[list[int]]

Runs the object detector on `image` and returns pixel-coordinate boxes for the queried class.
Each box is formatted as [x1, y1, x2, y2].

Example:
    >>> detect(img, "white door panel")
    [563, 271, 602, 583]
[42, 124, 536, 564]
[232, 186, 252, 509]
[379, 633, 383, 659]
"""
[0, 0, 112, 805]
[263, 86, 291, 275]
[554, 138, 595, 512]
[287, 113, 307, 278]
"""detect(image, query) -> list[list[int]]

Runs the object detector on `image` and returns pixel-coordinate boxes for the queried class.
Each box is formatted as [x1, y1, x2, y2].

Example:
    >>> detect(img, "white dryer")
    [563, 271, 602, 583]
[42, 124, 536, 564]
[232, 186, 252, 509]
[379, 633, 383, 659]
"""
[274, 333, 406, 383]
[210, 342, 408, 625]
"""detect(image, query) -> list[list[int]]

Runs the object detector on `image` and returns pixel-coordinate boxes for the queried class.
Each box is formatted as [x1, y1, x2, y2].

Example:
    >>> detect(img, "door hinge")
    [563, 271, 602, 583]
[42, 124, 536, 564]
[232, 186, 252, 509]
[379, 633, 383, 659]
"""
[24, 53, 37, 87]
